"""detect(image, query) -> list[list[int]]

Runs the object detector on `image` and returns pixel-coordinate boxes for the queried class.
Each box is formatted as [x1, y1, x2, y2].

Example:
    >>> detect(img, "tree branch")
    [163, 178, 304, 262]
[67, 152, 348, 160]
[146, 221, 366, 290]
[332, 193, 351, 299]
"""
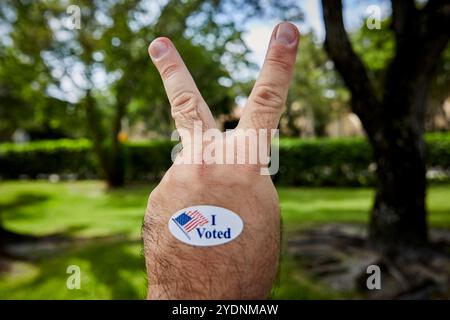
[421, 0, 450, 44]
[384, 0, 449, 121]
[321, 0, 381, 132]
[391, 0, 417, 43]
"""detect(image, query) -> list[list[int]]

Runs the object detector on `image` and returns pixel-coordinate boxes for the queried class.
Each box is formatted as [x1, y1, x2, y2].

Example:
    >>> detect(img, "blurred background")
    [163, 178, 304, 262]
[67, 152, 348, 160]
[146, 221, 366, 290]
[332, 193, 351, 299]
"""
[0, 0, 449, 299]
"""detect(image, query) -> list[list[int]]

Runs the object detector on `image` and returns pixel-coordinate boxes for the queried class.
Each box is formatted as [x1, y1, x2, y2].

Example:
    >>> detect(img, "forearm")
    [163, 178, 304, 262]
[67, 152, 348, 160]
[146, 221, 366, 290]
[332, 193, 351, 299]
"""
[143, 171, 280, 299]
[144, 240, 275, 299]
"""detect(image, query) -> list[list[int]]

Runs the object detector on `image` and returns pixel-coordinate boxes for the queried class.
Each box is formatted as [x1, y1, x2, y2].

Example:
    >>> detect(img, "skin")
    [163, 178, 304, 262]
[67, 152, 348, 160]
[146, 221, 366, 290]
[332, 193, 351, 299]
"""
[143, 22, 300, 299]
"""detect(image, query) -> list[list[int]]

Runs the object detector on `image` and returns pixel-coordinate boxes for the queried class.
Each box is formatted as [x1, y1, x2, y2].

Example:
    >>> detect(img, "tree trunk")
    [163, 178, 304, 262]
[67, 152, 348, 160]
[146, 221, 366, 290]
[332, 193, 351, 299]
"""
[107, 136, 126, 188]
[85, 90, 110, 180]
[370, 124, 428, 250]
[106, 150, 126, 188]
[107, 101, 127, 188]
[85, 91, 127, 188]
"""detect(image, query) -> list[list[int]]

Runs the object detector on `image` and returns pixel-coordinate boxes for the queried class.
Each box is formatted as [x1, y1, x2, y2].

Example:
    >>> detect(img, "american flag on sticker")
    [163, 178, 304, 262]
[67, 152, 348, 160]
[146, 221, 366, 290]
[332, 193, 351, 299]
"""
[173, 210, 209, 233]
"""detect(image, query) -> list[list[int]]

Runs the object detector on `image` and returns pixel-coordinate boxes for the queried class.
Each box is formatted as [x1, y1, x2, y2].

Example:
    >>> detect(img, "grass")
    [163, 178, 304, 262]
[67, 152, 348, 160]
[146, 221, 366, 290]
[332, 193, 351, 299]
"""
[0, 181, 449, 299]
[280, 185, 450, 229]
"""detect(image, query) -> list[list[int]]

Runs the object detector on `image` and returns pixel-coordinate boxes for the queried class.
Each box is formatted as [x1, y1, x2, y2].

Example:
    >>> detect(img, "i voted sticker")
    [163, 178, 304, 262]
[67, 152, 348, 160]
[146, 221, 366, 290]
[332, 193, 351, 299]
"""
[168, 205, 244, 246]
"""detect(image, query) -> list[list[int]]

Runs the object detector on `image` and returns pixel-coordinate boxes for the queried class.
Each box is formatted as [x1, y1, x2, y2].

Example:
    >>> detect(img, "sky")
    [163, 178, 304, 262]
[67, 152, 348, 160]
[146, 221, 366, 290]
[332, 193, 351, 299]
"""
[243, 0, 323, 67]
[243, 0, 390, 68]
[0, 0, 390, 104]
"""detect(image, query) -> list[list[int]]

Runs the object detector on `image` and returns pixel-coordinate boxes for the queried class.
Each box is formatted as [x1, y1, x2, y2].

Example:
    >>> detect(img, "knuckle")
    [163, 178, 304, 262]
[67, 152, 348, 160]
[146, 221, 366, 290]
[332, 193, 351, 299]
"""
[160, 63, 180, 79]
[265, 50, 294, 74]
[266, 57, 293, 75]
[170, 91, 200, 120]
[171, 91, 198, 109]
[251, 84, 285, 110]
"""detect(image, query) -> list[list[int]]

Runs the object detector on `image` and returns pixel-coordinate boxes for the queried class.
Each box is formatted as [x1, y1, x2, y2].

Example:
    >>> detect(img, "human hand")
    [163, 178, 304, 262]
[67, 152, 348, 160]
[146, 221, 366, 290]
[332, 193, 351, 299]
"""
[143, 22, 300, 299]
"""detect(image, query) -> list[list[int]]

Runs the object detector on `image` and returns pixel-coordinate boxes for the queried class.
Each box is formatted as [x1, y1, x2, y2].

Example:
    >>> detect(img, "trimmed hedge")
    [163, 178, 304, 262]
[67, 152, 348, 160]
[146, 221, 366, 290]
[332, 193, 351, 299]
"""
[0, 133, 449, 186]
[275, 137, 374, 186]
[126, 140, 177, 181]
[0, 139, 98, 180]
[0, 139, 177, 181]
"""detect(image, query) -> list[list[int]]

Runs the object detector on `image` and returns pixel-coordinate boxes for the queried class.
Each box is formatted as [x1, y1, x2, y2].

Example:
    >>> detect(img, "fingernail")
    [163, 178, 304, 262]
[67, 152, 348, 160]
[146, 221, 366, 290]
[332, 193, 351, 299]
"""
[149, 39, 169, 59]
[275, 22, 298, 46]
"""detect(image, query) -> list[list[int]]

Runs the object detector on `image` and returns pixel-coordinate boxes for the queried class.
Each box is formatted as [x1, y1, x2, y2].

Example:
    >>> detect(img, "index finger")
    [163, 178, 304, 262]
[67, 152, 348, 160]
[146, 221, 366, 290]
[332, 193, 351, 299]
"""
[148, 37, 216, 140]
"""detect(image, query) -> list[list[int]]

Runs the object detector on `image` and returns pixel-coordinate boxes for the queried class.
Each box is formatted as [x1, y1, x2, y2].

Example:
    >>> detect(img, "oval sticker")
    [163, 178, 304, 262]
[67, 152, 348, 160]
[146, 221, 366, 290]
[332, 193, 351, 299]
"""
[168, 205, 244, 246]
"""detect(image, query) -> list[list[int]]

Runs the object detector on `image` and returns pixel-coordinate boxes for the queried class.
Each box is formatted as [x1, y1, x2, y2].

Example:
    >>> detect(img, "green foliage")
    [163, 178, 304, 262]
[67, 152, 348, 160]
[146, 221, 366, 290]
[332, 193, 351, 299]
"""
[0, 0, 305, 184]
[352, 19, 395, 72]
[286, 33, 350, 136]
[0, 0, 302, 141]
[426, 132, 450, 168]
[351, 19, 395, 99]
[1, 134, 450, 186]
[0, 1, 80, 140]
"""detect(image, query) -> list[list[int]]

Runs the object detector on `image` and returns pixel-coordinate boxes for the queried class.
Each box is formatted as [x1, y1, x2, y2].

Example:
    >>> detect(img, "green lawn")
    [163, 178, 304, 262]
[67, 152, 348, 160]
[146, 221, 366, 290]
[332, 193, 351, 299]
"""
[0, 181, 449, 299]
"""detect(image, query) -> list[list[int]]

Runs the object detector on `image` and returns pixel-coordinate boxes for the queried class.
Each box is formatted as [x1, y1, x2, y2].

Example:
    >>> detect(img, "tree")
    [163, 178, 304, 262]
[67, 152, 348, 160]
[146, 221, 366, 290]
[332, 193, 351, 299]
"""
[48, 0, 302, 187]
[1, 0, 303, 187]
[0, 1, 78, 141]
[285, 32, 349, 137]
[351, 18, 450, 132]
[321, 0, 450, 252]
[43, 0, 250, 187]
